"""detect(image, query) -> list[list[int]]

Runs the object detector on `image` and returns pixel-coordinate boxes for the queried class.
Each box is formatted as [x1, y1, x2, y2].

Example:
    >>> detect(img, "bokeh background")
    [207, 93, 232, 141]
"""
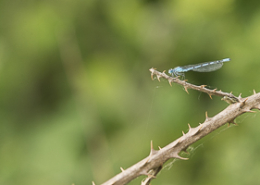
[1, 0, 260, 185]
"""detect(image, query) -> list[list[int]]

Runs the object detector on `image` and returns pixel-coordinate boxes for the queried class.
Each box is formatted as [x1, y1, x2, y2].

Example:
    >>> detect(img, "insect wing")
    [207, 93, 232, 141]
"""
[191, 62, 223, 72]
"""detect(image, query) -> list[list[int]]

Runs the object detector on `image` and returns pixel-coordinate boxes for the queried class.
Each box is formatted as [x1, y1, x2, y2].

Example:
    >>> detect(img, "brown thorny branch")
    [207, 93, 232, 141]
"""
[99, 68, 260, 185]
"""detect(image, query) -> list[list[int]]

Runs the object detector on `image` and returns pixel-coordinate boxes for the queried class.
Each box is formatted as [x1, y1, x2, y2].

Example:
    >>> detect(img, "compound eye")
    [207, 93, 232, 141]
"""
[168, 69, 173, 74]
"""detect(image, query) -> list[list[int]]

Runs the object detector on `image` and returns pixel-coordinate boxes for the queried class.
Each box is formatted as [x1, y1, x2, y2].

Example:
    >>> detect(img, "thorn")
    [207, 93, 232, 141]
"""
[162, 70, 166, 73]
[149, 68, 155, 80]
[188, 123, 191, 130]
[150, 140, 154, 150]
[158, 146, 162, 150]
[184, 86, 189, 94]
[146, 140, 158, 163]
[246, 109, 256, 113]
[253, 89, 256, 95]
[205, 111, 211, 122]
[171, 152, 189, 160]
[120, 167, 125, 172]
[208, 94, 212, 99]
[168, 79, 172, 86]
[92, 181, 96, 185]
[156, 75, 161, 82]
[213, 88, 217, 92]
[240, 98, 248, 107]
[200, 85, 207, 88]
[230, 91, 233, 94]
[188, 123, 200, 135]
[238, 93, 242, 98]
[219, 89, 222, 92]
[198, 123, 203, 131]
[151, 74, 154, 80]
[182, 131, 185, 136]
[184, 79, 188, 82]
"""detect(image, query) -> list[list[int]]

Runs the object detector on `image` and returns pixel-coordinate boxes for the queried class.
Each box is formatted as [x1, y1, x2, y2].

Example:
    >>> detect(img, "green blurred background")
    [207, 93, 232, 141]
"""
[1, 0, 260, 184]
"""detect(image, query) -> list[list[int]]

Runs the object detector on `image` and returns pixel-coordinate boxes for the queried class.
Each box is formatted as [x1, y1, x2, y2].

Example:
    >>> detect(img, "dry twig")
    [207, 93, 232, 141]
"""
[149, 68, 238, 101]
[99, 69, 260, 185]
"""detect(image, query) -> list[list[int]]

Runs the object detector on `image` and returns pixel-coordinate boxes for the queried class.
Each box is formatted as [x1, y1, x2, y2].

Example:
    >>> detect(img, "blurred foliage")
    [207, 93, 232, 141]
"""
[1, 0, 260, 185]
